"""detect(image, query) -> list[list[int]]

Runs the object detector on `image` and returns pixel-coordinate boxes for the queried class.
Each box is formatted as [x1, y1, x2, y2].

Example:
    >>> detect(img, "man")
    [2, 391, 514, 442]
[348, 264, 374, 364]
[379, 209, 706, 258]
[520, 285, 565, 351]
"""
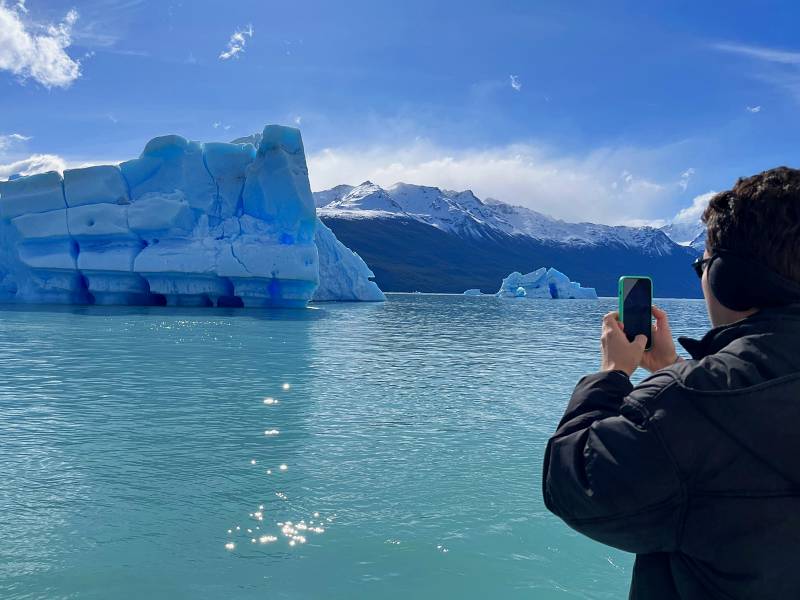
[542, 166, 800, 599]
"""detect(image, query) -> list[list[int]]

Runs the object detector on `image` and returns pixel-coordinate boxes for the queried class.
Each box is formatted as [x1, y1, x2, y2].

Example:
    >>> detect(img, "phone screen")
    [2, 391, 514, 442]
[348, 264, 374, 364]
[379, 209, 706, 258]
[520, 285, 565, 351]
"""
[621, 277, 652, 350]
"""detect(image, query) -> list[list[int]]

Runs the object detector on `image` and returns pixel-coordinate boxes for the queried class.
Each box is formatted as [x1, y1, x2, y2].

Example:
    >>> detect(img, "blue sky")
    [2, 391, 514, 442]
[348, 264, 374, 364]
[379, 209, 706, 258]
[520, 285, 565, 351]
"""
[2, 0, 799, 225]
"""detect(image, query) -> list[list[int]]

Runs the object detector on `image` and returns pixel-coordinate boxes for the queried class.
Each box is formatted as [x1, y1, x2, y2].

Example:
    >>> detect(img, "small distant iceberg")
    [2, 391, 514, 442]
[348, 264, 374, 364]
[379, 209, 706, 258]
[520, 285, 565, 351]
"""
[496, 267, 597, 299]
[463, 288, 482, 296]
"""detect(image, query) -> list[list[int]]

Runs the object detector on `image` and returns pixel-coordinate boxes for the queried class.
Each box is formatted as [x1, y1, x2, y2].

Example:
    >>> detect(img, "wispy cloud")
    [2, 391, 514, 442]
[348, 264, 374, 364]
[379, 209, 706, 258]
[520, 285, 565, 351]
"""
[307, 141, 692, 225]
[0, 132, 31, 151]
[713, 41, 800, 103]
[746, 105, 761, 113]
[678, 167, 695, 191]
[713, 42, 800, 65]
[509, 74, 522, 91]
[219, 24, 253, 60]
[0, 1, 81, 87]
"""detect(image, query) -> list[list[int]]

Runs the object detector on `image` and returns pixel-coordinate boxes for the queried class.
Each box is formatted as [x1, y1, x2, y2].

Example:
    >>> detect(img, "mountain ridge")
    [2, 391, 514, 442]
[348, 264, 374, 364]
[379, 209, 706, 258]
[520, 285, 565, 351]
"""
[316, 181, 696, 256]
[314, 181, 704, 298]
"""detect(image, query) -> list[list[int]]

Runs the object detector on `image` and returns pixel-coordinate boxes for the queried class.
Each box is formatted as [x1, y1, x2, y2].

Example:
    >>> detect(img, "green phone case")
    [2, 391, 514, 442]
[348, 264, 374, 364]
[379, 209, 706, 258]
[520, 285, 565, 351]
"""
[618, 275, 653, 351]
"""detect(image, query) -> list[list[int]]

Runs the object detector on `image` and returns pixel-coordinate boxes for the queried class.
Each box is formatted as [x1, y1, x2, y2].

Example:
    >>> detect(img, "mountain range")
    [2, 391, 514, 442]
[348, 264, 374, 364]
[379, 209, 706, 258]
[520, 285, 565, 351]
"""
[314, 182, 706, 298]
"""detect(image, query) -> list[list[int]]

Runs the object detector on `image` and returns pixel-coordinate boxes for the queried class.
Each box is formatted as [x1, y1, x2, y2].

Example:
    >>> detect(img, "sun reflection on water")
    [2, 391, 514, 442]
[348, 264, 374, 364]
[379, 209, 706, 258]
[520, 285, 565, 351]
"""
[225, 381, 335, 553]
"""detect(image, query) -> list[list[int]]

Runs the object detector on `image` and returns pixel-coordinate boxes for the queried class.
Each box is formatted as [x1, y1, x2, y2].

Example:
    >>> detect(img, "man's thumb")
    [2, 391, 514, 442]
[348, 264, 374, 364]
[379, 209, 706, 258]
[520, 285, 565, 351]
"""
[634, 334, 648, 349]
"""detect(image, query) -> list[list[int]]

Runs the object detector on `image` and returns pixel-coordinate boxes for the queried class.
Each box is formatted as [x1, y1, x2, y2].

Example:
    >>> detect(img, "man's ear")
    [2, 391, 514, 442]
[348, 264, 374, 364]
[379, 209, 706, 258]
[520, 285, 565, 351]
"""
[707, 249, 800, 311]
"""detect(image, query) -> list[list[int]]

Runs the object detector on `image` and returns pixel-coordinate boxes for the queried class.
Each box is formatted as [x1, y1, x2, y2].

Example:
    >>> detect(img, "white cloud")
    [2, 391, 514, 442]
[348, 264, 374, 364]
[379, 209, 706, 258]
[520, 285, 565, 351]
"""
[0, 2, 81, 88]
[678, 167, 695, 191]
[509, 74, 522, 91]
[746, 105, 761, 113]
[713, 42, 800, 103]
[0, 132, 31, 151]
[307, 141, 688, 224]
[294, 116, 302, 125]
[219, 24, 253, 60]
[671, 191, 717, 224]
[0, 153, 66, 180]
[713, 42, 800, 65]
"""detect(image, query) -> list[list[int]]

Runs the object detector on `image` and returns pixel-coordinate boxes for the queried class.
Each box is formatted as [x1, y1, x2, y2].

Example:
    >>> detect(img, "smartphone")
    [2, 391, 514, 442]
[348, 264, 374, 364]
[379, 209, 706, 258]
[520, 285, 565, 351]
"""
[618, 276, 653, 351]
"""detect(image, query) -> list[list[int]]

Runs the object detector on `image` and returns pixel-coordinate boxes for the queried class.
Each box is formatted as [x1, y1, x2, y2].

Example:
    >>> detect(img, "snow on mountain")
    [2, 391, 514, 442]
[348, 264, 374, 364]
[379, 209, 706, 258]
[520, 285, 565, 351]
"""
[483, 197, 679, 254]
[657, 190, 715, 251]
[658, 218, 706, 252]
[315, 181, 685, 256]
[659, 220, 706, 247]
[687, 229, 707, 252]
[313, 184, 353, 208]
[327, 181, 404, 212]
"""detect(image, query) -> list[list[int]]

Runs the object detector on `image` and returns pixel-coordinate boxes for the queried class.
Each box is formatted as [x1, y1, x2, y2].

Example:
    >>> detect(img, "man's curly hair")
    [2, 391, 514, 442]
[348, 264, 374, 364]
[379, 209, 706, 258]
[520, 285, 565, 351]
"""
[703, 166, 800, 283]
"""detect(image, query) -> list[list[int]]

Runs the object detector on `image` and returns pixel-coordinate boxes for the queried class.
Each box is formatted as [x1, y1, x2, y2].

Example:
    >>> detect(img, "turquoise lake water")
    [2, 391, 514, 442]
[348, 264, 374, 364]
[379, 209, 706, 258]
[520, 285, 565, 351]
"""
[0, 294, 710, 599]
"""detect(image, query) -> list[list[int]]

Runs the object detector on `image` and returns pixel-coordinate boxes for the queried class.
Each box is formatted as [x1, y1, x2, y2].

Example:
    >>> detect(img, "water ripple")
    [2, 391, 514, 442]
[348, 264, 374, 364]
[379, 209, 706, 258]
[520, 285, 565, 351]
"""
[0, 296, 708, 599]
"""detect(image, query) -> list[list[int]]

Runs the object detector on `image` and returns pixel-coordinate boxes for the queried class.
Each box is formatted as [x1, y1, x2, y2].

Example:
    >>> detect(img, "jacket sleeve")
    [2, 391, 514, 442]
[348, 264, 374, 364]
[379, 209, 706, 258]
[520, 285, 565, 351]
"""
[542, 369, 686, 554]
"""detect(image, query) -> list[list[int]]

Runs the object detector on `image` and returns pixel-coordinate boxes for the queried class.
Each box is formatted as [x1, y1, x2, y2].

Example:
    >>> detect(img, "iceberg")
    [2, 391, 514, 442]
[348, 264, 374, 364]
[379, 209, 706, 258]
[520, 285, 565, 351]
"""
[312, 220, 385, 302]
[463, 288, 482, 296]
[0, 125, 384, 307]
[496, 267, 597, 299]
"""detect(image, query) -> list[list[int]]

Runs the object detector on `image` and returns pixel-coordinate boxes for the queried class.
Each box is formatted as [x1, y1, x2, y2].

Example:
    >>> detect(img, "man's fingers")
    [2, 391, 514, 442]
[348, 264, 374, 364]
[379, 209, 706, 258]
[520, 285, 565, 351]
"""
[602, 311, 622, 332]
[652, 305, 672, 334]
[652, 305, 669, 322]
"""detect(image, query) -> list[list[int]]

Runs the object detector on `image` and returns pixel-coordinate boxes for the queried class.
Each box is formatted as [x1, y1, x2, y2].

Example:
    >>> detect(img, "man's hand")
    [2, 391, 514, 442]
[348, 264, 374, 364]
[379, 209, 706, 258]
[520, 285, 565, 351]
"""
[601, 311, 647, 376]
[638, 305, 683, 373]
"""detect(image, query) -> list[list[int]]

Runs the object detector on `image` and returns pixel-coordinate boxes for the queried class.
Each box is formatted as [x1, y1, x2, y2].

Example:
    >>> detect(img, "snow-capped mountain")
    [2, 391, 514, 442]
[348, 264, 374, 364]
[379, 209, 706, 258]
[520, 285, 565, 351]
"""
[656, 190, 715, 252]
[313, 184, 353, 208]
[315, 181, 703, 297]
[659, 220, 706, 251]
[687, 229, 707, 252]
[317, 181, 682, 257]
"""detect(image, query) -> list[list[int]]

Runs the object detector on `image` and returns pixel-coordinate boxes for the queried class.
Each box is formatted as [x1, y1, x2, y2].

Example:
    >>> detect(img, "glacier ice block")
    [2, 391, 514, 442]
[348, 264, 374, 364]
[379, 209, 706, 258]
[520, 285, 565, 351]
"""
[312, 219, 385, 302]
[496, 267, 597, 299]
[0, 125, 384, 307]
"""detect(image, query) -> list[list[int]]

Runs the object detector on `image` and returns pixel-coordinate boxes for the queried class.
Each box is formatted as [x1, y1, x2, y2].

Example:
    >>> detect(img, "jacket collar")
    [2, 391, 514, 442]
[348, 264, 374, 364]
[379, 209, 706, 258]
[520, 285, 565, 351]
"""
[678, 302, 800, 360]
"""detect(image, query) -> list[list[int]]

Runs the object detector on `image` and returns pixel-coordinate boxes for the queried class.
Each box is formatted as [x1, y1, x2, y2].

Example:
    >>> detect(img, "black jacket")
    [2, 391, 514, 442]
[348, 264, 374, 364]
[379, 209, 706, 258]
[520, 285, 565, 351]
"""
[542, 303, 800, 599]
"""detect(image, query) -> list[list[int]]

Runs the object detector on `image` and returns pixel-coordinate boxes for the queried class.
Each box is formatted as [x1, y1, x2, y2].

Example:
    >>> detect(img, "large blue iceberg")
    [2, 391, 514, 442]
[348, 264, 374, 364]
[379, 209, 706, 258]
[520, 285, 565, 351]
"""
[314, 220, 385, 302]
[496, 268, 598, 299]
[0, 125, 383, 307]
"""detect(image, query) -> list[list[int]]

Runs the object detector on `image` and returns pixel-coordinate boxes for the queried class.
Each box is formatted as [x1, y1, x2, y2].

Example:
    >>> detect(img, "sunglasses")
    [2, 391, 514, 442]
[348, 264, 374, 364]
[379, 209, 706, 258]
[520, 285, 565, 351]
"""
[692, 256, 713, 279]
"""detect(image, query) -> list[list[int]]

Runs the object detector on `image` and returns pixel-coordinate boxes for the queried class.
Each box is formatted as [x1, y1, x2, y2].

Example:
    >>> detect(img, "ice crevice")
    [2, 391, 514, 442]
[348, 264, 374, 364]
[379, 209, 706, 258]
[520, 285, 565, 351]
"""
[228, 242, 252, 276]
